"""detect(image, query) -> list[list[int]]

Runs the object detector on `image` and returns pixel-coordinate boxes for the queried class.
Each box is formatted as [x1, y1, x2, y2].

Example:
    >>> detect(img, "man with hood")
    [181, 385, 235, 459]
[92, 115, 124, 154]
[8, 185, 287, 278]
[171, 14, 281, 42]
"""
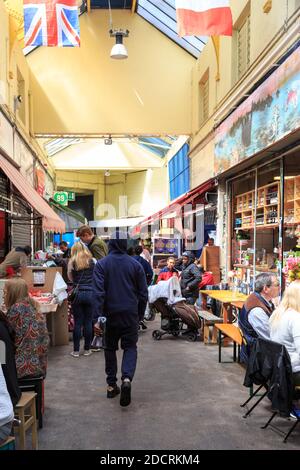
[93, 231, 148, 407]
[176, 251, 201, 305]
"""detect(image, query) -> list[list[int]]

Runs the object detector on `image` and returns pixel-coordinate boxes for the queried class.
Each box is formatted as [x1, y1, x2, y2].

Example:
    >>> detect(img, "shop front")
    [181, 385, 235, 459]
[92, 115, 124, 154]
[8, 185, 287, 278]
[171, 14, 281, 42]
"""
[215, 43, 300, 293]
[135, 178, 218, 268]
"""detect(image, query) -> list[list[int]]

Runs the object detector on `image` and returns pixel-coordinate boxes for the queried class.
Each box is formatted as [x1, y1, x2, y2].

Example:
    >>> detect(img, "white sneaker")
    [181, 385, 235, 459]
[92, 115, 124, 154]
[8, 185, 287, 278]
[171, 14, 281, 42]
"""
[70, 351, 80, 358]
[83, 350, 92, 356]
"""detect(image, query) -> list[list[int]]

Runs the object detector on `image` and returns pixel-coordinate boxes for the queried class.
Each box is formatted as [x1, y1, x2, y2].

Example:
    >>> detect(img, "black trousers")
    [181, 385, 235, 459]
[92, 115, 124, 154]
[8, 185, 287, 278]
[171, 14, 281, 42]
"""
[104, 324, 139, 386]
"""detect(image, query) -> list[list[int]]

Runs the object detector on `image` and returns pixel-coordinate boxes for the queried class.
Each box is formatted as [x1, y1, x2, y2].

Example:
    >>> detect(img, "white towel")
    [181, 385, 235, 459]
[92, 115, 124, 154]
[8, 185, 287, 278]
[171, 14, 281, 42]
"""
[148, 277, 185, 305]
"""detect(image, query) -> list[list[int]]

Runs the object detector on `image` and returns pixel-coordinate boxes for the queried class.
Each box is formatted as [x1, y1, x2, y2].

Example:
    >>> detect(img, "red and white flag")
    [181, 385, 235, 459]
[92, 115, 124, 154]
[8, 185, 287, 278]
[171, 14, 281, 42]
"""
[176, 0, 233, 37]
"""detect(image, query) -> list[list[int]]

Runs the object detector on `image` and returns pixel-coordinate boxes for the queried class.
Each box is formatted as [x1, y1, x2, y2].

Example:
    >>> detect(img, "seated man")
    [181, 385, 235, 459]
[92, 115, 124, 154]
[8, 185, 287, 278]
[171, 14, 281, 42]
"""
[238, 272, 280, 363]
[156, 257, 179, 283]
[197, 264, 214, 290]
[0, 246, 31, 278]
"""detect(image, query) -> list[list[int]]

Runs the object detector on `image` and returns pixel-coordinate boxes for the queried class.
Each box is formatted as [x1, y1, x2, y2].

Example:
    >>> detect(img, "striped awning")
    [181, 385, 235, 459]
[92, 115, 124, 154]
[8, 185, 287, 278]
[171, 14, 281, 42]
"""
[0, 155, 65, 233]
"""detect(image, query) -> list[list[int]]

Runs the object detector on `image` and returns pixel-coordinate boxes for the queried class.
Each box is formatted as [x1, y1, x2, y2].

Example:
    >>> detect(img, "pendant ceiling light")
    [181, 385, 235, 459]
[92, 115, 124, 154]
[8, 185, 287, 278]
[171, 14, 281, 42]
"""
[108, 0, 129, 60]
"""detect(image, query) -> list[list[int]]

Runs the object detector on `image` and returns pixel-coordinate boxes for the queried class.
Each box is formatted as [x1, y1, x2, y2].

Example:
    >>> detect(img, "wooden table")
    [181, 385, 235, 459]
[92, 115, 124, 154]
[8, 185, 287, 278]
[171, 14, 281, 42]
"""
[200, 290, 248, 323]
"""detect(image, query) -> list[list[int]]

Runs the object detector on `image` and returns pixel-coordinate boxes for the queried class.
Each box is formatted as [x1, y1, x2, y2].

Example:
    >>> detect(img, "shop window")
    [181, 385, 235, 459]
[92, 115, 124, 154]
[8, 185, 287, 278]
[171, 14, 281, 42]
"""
[17, 68, 26, 125]
[237, 14, 251, 80]
[283, 151, 300, 265]
[230, 160, 281, 291]
[198, 70, 209, 127]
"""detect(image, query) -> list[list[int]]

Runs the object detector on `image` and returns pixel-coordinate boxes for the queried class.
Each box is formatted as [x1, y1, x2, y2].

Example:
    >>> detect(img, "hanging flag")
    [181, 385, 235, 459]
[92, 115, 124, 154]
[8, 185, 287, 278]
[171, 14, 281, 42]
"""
[23, 0, 80, 47]
[176, 0, 233, 37]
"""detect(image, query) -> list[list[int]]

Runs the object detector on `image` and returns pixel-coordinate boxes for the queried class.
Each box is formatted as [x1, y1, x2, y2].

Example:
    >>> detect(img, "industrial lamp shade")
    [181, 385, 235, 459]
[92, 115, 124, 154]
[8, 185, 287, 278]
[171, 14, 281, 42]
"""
[110, 31, 128, 59]
[110, 42, 128, 59]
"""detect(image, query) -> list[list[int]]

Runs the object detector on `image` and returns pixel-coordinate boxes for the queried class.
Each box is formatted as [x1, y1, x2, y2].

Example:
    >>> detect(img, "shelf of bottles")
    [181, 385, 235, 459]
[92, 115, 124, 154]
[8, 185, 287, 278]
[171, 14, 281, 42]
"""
[234, 182, 279, 230]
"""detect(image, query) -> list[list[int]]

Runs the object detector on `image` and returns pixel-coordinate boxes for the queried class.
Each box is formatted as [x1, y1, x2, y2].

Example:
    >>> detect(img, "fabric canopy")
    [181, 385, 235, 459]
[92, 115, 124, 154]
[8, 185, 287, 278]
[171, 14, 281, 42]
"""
[0, 156, 65, 233]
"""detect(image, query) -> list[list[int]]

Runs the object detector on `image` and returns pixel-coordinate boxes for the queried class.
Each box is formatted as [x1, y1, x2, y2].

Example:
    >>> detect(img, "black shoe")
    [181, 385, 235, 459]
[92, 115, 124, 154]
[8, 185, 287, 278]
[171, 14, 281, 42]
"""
[140, 320, 148, 330]
[120, 380, 131, 407]
[107, 384, 120, 398]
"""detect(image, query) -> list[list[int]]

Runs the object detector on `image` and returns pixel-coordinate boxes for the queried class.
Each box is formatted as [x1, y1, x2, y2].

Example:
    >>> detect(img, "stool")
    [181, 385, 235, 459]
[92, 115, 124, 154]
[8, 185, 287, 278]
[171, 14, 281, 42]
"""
[0, 436, 15, 451]
[14, 392, 38, 450]
[18, 376, 44, 429]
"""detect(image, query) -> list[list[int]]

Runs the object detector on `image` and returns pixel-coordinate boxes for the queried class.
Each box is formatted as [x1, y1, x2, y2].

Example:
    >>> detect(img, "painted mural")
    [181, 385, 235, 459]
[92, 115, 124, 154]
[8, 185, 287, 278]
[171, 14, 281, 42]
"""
[214, 46, 300, 175]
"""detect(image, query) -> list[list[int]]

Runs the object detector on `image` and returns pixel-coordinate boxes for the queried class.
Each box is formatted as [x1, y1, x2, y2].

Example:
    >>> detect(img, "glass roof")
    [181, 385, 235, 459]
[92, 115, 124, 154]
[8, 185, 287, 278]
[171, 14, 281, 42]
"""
[136, 0, 207, 58]
[136, 136, 174, 158]
[44, 138, 83, 157]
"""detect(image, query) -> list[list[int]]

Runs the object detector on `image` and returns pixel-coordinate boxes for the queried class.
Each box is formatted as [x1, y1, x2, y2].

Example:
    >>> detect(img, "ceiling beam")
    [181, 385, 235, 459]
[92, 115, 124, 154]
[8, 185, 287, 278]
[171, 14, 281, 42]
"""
[131, 0, 137, 14]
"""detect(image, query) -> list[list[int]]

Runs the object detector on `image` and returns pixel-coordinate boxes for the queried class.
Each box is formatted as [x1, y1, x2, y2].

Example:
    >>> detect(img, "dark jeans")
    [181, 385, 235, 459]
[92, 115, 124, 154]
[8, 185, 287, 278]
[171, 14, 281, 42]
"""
[104, 324, 139, 386]
[72, 290, 93, 352]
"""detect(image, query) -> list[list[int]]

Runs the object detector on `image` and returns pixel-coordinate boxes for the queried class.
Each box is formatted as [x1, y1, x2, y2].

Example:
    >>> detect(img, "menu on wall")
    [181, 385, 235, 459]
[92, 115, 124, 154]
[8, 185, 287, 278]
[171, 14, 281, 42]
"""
[153, 238, 179, 256]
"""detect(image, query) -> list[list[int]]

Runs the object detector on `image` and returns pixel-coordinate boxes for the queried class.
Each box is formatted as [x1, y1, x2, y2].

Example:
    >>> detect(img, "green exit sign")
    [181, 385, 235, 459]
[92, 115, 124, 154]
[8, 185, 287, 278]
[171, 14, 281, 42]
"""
[67, 192, 75, 201]
[53, 191, 68, 206]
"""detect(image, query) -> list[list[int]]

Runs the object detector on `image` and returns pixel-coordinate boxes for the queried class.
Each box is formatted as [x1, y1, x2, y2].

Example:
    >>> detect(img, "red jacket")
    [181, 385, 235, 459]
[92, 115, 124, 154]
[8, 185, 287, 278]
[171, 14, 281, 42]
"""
[157, 268, 179, 283]
[199, 272, 214, 289]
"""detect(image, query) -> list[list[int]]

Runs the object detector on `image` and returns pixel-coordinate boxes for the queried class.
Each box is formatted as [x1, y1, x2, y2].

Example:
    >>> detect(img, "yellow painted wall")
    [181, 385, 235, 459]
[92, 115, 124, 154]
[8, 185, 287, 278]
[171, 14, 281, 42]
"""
[27, 10, 195, 136]
[0, 1, 9, 106]
[190, 0, 300, 185]
[190, 136, 215, 189]
[125, 167, 169, 218]
[56, 167, 169, 220]
[0, 0, 56, 177]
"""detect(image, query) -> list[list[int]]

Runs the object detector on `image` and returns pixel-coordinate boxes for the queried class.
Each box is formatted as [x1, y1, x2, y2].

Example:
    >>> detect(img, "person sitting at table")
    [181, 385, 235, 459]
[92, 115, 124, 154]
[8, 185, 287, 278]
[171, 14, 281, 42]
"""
[4, 278, 49, 379]
[269, 281, 300, 389]
[238, 272, 279, 363]
[0, 246, 32, 278]
[156, 257, 179, 283]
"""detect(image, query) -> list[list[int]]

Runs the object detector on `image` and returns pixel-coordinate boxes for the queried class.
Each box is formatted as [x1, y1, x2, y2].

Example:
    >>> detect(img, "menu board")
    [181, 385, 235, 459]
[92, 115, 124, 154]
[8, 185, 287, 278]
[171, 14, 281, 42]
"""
[153, 238, 179, 256]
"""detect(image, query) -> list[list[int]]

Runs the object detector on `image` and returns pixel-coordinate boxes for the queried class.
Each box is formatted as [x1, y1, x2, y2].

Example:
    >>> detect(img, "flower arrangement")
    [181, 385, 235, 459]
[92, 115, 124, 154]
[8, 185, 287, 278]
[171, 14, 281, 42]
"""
[283, 257, 300, 282]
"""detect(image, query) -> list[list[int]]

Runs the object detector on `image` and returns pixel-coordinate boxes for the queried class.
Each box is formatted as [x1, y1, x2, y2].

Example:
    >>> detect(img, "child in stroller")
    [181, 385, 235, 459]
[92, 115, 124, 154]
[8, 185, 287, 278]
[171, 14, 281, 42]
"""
[148, 277, 202, 342]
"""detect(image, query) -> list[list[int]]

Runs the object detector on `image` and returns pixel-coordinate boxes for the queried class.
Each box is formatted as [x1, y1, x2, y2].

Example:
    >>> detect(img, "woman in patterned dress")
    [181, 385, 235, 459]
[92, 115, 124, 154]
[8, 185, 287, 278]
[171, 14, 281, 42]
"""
[4, 278, 49, 379]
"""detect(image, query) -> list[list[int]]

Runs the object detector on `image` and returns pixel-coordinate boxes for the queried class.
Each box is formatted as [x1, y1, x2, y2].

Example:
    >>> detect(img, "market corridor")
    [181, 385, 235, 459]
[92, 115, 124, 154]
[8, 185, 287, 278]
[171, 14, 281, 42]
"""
[38, 319, 299, 451]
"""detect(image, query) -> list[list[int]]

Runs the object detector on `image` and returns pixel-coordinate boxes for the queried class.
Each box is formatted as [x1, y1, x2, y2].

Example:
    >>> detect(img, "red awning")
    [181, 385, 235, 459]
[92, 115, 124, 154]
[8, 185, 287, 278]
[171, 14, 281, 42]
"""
[139, 178, 216, 227]
[0, 156, 65, 233]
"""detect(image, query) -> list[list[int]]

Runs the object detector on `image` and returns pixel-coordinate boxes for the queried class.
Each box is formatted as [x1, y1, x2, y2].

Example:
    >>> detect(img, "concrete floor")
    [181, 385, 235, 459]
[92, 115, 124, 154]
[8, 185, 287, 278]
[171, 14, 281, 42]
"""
[38, 318, 300, 450]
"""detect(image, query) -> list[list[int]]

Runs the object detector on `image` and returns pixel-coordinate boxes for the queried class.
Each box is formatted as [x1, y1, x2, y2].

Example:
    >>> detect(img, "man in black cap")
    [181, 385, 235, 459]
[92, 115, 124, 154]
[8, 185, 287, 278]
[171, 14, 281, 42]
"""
[176, 251, 201, 305]
[93, 231, 148, 407]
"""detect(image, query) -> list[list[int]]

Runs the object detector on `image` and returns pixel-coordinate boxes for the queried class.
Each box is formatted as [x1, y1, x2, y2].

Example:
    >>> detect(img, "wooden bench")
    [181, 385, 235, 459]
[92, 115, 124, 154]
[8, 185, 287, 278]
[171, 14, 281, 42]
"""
[14, 392, 38, 450]
[0, 436, 15, 451]
[215, 323, 243, 363]
[198, 310, 223, 344]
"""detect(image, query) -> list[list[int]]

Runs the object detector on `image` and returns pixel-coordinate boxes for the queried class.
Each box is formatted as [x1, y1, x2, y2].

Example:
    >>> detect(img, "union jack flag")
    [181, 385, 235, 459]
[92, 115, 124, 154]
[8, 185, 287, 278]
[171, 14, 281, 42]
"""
[23, 0, 80, 47]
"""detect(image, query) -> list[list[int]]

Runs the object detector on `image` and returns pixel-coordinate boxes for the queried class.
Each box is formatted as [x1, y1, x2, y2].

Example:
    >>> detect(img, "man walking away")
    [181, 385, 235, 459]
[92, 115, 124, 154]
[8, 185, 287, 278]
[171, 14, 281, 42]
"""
[93, 231, 148, 407]
[76, 225, 108, 260]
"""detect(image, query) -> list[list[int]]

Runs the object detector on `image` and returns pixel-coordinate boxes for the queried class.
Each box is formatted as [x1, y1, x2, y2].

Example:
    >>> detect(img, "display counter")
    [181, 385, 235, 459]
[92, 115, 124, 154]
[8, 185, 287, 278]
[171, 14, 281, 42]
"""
[21, 266, 69, 346]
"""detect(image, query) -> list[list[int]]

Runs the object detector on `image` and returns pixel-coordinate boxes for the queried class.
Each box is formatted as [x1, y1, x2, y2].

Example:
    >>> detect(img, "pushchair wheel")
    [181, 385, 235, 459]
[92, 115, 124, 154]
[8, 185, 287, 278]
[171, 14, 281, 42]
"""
[186, 331, 198, 342]
[152, 330, 162, 340]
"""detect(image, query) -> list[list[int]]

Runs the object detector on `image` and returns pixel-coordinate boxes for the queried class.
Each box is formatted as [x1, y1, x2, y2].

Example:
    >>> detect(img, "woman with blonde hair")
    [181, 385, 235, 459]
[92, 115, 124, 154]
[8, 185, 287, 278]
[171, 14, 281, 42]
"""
[270, 280, 300, 386]
[4, 278, 49, 379]
[68, 242, 95, 357]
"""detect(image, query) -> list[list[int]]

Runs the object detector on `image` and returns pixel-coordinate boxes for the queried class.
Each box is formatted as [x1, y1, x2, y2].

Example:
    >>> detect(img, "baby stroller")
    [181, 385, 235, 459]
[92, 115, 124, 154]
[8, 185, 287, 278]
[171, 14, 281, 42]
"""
[148, 277, 202, 342]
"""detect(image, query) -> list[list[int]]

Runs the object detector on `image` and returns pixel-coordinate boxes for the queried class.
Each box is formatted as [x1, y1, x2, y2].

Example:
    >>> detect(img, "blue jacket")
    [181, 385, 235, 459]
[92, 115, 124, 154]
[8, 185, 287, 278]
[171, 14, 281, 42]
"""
[93, 236, 148, 326]
[133, 255, 153, 286]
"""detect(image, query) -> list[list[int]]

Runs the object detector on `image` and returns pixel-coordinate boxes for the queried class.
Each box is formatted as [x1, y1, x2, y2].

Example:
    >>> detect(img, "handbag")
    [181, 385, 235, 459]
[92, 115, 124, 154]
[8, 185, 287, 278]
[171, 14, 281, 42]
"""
[67, 285, 79, 303]
[67, 268, 84, 303]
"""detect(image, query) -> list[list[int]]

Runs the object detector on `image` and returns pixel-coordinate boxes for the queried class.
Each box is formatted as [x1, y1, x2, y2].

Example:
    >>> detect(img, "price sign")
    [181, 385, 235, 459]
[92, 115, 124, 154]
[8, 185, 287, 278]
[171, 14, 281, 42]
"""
[53, 192, 68, 206]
